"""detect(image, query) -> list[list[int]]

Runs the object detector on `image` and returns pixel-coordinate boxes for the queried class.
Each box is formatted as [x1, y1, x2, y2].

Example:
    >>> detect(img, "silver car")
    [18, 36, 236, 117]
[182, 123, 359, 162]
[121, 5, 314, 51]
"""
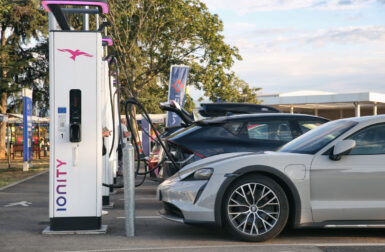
[157, 115, 385, 241]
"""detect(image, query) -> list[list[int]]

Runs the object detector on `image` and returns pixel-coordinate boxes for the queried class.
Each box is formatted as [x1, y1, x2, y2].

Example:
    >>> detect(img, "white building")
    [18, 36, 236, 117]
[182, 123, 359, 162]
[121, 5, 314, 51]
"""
[260, 90, 385, 120]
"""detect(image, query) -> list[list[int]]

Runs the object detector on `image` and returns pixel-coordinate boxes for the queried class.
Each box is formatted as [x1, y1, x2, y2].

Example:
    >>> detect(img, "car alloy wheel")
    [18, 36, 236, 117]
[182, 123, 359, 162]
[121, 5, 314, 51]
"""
[223, 175, 289, 241]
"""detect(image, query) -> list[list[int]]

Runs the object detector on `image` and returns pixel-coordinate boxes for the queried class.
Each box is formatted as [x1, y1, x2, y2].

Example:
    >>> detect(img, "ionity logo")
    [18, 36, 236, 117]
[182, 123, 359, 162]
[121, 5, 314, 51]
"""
[55, 159, 68, 212]
[58, 49, 93, 61]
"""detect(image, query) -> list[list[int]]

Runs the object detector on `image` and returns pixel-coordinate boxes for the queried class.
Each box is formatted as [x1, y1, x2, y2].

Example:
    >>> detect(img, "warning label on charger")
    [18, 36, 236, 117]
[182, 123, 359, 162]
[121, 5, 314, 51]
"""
[58, 107, 67, 133]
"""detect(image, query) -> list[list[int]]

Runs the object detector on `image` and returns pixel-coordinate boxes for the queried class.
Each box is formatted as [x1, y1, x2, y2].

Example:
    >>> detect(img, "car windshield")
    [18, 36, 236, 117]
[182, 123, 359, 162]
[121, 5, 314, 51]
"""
[278, 120, 358, 154]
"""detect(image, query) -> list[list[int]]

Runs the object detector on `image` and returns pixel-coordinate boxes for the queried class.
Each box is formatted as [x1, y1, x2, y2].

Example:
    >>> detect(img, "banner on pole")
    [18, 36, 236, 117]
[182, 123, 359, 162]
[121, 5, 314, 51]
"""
[141, 117, 151, 157]
[22, 88, 33, 171]
[166, 65, 189, 127]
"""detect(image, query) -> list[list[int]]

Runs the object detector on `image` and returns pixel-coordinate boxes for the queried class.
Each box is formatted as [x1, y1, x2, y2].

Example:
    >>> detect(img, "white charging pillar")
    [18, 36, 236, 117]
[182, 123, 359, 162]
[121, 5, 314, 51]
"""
[49, 31, 103, 231]
[101, 59, 115, 207]
[112, 77, 119, 181]
[108, 79, 119, 187]
[42, 0, 110, 233]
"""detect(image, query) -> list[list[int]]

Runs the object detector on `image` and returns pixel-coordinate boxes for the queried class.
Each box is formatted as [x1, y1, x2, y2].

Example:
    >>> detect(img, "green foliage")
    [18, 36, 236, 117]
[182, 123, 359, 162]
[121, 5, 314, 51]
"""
[0, 0, 48, 157]
[213, 78, 261, 104]
[107, 0, 259, 107]
[0, 0, 47, 94]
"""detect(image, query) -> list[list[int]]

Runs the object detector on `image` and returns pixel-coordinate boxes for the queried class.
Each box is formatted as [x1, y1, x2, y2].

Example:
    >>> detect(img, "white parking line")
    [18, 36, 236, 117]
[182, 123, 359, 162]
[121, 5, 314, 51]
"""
[119, 198, 157, 201]
[116, 216, 161, 219]
[135, 186, 158, 190]
[60, 243, 385, 252]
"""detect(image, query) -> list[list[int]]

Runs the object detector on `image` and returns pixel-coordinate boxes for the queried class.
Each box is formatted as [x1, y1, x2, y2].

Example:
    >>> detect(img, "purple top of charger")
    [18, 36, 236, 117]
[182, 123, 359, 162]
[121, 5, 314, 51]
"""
[41, 0, 109, 14]
[102, 38, 113, 46]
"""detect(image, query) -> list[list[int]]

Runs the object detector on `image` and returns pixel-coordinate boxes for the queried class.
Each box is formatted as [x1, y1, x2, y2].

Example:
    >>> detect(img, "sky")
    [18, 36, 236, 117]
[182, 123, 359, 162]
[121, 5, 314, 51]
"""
[193, 0, 385, 98]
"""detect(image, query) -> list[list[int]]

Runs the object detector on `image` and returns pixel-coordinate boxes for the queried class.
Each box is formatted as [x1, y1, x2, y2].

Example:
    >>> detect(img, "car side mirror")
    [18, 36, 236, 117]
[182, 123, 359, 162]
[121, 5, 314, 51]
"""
[329, 140, 356, 161]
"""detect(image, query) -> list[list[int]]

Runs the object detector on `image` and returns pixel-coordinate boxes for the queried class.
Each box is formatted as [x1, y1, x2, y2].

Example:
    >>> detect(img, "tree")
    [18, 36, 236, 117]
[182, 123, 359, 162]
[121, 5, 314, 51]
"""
[107, 0, 256, 107]
[207, 78, 261, 103]
[0, 0, 47, 158]
[6, 41, 49, 116]
[22, 41, 50, 117]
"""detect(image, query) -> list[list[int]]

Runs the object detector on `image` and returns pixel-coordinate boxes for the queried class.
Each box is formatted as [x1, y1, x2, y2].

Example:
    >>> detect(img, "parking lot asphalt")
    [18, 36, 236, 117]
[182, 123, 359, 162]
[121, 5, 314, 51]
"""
[1, 172, 385, 252]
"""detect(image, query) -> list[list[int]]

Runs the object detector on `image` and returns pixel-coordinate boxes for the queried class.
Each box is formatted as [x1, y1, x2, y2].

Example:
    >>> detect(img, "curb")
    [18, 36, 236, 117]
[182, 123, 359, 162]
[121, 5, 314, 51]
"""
[0, 170, 48, 191]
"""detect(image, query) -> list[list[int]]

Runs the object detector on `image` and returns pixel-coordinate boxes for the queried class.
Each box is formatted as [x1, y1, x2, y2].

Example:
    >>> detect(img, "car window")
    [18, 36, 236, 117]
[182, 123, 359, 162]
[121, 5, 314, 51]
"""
[247, 120, 293, 141]
[347, 124, 385, 155]
[223, 122, 244, 136]
[194, 126, 234, 138]
[297, 120, 325, 134]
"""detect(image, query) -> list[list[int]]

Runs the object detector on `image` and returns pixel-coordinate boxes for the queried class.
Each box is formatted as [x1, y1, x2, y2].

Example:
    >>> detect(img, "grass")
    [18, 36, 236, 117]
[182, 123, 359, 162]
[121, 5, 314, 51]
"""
[0, 157, 49, 188]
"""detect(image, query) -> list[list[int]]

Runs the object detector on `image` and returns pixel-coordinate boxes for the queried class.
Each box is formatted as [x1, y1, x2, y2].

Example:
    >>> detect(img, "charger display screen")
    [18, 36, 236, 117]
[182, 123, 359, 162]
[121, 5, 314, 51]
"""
[70, 89, 81, 124]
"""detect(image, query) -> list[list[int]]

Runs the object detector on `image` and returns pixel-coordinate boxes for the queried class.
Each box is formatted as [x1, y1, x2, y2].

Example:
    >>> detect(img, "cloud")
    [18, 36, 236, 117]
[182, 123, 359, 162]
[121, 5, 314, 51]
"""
[220, 25, 385, 94]
[201, 0, 378, 14]
[233, 51, 385, 94]
[224, 22, 256, 32]
[338, 0, 353, 5]
[226, 26, 385, 54]
[297, 26, 385, 47]
[191, 1, 385, 98]
[250, 28, 294, 36]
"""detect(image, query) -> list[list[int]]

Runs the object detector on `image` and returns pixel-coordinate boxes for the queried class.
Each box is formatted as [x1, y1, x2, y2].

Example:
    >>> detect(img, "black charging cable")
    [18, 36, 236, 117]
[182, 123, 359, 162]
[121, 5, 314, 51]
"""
[124, 102, 149, 187]
[125, 98, 179, 170]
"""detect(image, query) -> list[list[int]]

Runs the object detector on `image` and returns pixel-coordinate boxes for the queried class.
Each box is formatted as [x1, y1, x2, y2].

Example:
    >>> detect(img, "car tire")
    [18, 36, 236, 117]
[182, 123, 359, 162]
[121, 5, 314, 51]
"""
[222, 175, 289, 242]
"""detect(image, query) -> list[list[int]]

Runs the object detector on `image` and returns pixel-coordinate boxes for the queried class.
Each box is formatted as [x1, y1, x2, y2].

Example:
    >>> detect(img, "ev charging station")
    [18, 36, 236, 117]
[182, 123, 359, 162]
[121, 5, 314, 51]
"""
[110, 76, 119, 186]
[101, 37, 118, 208]
[41, 0, 110, 232]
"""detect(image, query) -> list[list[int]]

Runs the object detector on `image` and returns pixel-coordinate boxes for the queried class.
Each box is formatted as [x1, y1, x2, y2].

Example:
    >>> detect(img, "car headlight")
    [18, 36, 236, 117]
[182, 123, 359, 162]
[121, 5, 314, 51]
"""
[183, 168, 213, 181]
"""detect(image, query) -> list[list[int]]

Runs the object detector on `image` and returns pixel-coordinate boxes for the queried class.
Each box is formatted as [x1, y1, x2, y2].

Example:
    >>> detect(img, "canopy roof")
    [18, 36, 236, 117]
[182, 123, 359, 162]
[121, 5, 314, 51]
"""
[261, 91, 385, 110]
[260, 91, 385, 120]
[7, 114, 49, 124]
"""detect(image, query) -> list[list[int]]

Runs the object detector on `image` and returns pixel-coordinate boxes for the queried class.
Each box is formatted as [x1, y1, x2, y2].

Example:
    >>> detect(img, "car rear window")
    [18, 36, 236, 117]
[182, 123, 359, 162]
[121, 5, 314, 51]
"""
[247, 120, 293, 141]
[223, 122, 244, 136]
[197, 126, 235, 138]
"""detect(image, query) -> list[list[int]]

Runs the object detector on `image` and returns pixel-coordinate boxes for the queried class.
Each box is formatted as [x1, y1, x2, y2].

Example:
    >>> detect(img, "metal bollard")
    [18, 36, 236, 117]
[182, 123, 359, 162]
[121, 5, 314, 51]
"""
[122, 143, 135, 237]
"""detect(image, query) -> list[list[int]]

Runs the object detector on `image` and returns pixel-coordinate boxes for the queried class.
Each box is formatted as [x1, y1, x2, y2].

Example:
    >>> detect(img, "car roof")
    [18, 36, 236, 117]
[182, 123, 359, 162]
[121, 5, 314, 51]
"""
[338, 114, 385, 124]
[197, 113, 329, 125]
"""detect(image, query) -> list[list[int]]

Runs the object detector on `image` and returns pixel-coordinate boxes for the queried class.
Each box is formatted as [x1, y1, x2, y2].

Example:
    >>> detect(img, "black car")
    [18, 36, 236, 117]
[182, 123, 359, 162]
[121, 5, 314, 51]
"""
[162, 113, 328, 177]
[159, 101, 280, 137]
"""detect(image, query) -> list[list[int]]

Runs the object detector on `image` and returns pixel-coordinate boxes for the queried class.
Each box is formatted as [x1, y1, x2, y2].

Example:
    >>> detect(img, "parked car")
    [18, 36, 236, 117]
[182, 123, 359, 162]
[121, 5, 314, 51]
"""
[159, 102, 281, 137]
[150, 102, 282, 174]
[157, 115, 385, 241]
[161, 113, 328, 177]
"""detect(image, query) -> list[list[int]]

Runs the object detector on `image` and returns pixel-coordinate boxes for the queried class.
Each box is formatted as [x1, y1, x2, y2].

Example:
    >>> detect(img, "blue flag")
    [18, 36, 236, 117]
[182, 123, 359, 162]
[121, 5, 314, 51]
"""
[166, 65, 189, 127]
[141, 117, 151, 157]
[22, 88, 33, 166]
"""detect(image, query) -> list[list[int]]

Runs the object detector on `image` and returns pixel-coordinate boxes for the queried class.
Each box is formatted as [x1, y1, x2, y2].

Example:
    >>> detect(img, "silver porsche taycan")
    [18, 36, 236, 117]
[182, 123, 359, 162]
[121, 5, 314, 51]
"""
[157, 115, 385, 241]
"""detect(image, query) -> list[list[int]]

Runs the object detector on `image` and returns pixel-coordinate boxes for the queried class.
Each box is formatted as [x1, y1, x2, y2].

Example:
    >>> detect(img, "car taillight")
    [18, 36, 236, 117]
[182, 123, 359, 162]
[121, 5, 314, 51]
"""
[193, 150, 205, 159]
